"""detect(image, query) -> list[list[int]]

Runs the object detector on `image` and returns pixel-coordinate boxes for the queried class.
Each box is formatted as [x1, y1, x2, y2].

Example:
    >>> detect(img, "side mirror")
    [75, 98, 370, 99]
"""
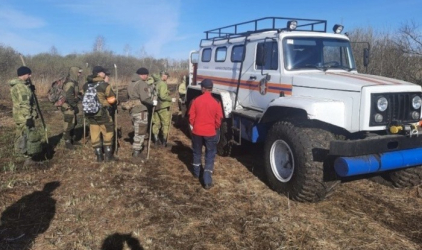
[363, 48, 370, 67]
[191, 52, 199, 64]
[256, 43, 265, 67]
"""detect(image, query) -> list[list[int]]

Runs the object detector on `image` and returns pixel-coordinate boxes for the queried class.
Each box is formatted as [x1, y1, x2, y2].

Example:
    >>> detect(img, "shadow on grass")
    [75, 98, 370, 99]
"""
[0, 181, 60, 250]
[101, 233, 143, 250]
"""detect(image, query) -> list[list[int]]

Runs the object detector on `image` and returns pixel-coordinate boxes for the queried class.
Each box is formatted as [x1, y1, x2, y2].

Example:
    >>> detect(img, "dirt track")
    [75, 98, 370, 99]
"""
[0, 87, 421, 249]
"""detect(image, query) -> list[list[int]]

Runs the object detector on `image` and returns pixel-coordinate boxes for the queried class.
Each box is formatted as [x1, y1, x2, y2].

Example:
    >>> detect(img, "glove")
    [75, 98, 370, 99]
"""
[29, 84, 36, 92]
[26, 119, 35, 128]
[189, 124, 193, 131]
[153, 100, 158, 106]
[171, 98, 177, 103]
[73, 106, 79, 114]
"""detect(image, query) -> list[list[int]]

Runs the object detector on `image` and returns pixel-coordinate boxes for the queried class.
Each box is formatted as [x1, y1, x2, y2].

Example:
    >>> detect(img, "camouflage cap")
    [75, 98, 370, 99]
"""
[160, 71, 170, 77]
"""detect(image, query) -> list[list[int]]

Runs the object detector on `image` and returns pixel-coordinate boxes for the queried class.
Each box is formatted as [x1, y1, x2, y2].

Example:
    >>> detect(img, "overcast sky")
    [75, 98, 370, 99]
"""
[1, 0, 421, 60]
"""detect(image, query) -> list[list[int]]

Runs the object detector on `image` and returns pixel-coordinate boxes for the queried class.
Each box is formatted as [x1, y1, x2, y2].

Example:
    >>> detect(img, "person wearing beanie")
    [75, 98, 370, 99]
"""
[82, 65, 117, 162]
[188, 79, 223, 189]
[61, 67, 82, 149]
[17, 66, 32, 77]
[151, 71, 175, 147]
[9, 66, 43, 164]
[126, 68, 151, 161]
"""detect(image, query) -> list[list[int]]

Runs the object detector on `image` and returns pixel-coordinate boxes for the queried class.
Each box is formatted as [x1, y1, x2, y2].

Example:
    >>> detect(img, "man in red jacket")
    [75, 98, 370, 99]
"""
[189, 79, 223, 189]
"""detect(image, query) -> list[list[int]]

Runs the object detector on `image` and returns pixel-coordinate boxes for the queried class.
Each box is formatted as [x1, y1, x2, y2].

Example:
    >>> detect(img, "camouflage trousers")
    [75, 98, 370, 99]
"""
[131, 111, 148, 150]
[62, 108, 76, 141]
[14, 123, 44, 156]
[87, 108, 114, 148]
[152, 108, 170, 139]
[14, 123, 29, 155]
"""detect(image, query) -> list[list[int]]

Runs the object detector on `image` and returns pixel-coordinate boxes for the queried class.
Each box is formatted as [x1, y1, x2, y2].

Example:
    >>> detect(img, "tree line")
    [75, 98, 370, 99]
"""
[0, 22, 421, 100]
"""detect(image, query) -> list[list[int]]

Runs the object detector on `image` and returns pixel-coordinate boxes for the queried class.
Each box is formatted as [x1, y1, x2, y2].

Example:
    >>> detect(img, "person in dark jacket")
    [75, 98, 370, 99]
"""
[188, 79, 223, 189]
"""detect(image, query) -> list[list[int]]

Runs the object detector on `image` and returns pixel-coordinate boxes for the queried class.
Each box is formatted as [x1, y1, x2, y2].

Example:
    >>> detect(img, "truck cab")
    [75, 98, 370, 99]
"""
[186, 17, 422, 202]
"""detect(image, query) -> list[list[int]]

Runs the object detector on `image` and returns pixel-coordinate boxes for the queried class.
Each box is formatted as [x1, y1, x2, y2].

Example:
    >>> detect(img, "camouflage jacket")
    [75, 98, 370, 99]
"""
[127, 73, 149, 114]
[9, 78, 37, 124]
[63, 67, 80, 108]
[155, 80, 172, 110]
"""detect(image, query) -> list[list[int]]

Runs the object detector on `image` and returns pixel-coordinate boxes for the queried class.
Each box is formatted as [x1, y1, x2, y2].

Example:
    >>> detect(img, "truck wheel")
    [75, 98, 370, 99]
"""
[388, 166, 422, 187]
[217, 120, 232, 156]
[264, 121, 339, 202]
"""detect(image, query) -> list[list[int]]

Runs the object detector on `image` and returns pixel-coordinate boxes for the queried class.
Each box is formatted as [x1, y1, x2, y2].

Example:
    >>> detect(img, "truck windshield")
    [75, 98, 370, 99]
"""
[283, 37, 356, 71]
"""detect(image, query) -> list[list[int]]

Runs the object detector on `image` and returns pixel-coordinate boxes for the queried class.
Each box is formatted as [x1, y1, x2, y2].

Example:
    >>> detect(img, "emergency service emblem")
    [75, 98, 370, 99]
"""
[259, 78, 267, 95]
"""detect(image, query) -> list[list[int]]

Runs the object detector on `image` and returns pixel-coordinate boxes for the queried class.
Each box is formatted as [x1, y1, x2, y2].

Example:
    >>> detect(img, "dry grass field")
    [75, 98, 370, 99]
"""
[0, 84, 421, 250]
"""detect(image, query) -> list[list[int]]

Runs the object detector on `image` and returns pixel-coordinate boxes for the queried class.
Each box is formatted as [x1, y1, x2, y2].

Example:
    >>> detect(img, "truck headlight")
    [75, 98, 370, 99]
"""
[412, 96, 421, 109]
[377, 97, 388, 112]
[412, 111, 420, 119]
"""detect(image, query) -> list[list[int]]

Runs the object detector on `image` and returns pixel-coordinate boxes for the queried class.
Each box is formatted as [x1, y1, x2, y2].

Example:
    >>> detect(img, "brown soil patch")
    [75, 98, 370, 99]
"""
[0, 88, 421, 250]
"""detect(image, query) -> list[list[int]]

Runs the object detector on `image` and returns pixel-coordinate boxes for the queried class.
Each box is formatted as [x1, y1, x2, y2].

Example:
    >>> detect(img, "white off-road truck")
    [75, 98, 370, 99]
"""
[185, 17, 422, 202]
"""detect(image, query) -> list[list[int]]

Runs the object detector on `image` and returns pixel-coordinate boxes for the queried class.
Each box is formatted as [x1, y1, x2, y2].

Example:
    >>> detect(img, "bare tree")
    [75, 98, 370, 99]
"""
[123, 44, 131, 57]
[93, 36, 106, 52]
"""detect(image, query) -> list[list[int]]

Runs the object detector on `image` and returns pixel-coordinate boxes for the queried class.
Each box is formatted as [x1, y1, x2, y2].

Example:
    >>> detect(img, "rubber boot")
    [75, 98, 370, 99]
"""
[191, 164, 201, 178]
[132, 150, 141, 158]
[162, 136, 168, 147]
[203, 169, 213, 189]
[132, 149, 145, 163]
[94, 147, 104, 162]
[153, 134, 161, 146]
[104, 145, 116, 162]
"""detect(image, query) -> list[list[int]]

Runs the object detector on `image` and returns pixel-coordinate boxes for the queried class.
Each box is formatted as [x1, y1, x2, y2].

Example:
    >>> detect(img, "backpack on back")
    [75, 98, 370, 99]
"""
[82, 83, 101, 115]
[47, 80, 66, 107]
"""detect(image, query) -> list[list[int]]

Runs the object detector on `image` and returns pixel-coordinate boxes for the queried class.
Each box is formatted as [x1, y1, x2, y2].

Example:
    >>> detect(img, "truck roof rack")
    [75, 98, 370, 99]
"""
[201, 17, 327, 46]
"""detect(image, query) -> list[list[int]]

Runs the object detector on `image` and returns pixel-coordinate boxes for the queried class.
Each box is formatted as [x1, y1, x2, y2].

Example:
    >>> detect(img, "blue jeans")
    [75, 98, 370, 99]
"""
[192, 132, 218, 171]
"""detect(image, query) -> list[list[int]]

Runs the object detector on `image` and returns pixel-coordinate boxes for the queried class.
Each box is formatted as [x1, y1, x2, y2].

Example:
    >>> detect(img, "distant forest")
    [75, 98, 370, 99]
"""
[1, 22, 421, 99]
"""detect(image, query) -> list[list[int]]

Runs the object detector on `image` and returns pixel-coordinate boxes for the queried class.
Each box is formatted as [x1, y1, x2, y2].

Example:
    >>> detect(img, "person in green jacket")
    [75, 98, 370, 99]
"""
[152, 71, 176, 147]
[9, 66, 43, 162]
[61, 66, 82, 149]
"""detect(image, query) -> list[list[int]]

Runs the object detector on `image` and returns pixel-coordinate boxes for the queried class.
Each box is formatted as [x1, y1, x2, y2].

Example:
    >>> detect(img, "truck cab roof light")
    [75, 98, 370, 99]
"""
[286, 20, 297, 31]
[333, 24, 344, 34]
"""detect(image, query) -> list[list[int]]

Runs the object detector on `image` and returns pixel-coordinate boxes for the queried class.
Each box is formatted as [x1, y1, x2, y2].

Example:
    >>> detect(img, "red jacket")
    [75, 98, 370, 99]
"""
[189, 91, 223, 136]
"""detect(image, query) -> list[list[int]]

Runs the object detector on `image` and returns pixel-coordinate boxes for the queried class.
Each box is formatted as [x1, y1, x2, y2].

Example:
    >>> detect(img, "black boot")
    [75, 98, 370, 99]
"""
[162, 137, 168, 147]
[104, 145, 116, 162]
[153, 134, 161, 146]
[132, 150, 141, 157]
[94, 147, 104, 162]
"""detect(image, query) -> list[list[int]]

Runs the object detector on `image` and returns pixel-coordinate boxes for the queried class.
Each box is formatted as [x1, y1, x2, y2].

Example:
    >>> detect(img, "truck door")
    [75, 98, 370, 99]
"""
[240, 40, 281, 110]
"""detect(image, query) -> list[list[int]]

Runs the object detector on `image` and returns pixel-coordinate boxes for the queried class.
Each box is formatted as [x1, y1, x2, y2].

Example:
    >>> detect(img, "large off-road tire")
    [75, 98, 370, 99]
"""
[217, 120, 232, 156]
[388, 166, 422, 187]
[264, 121, 339, 202]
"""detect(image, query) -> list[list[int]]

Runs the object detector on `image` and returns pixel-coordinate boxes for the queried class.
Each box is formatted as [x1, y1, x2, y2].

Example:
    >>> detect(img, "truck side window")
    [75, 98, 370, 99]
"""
[231, 45, 244, 62]
[202, 48, 212, 62]
[256, 41, 278, 70]
[215, 47, 227, 62]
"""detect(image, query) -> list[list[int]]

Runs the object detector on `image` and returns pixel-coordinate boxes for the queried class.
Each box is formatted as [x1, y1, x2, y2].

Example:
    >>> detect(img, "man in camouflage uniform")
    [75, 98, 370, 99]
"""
[9, 66, 43, 161]
[62, 66, 82, 149]
[176, 75, 187, 127]
[152, 71, 176, 147]
[82, 66, 117, 162]
[127, 68, 151, 159]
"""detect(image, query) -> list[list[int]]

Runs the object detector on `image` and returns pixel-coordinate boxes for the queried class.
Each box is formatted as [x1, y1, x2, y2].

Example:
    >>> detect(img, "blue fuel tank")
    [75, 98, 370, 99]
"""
[334, 147, 422, 177]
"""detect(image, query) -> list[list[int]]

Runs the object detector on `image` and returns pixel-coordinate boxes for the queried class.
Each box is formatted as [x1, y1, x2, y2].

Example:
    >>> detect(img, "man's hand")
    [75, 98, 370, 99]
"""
[171, 98, 177, 103]
[153, 100, 158, 106]
[189, 124, 193, 131]
[26, 118, 35, 128]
